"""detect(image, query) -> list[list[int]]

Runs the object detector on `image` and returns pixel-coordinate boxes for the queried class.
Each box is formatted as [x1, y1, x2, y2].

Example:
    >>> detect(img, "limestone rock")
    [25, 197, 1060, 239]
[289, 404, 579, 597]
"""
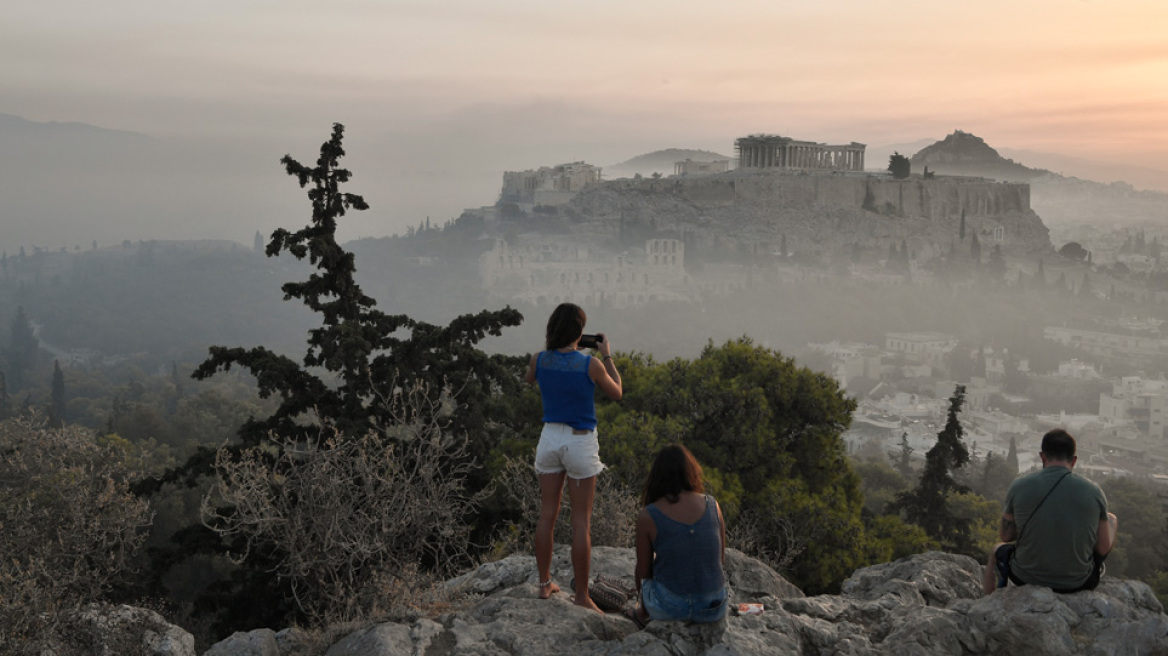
[220, 548, 1168, 656]
[59, 603, 196, 656]
[202, 629, 279, 656]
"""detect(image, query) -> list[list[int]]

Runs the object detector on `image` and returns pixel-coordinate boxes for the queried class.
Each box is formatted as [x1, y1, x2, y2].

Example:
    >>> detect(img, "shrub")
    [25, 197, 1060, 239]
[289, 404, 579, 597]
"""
[0, 418, 153, 653]
[200, 380, 483, 625]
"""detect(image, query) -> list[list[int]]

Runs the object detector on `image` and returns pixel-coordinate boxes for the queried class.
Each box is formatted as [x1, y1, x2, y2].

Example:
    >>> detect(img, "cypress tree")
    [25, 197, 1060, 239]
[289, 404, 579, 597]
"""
[50, 360, 66, 427]
[893, 385, 974, 554]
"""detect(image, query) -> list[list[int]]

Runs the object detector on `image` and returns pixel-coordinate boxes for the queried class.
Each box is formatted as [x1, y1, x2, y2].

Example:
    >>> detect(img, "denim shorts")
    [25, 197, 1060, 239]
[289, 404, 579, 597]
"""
[641, 578, 727, 623]
[534, 423, 604, 479]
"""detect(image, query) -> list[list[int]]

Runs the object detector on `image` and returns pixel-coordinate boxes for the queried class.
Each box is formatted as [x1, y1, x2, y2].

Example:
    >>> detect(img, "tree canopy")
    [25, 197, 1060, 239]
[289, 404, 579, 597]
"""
[595, 338, 865, 592]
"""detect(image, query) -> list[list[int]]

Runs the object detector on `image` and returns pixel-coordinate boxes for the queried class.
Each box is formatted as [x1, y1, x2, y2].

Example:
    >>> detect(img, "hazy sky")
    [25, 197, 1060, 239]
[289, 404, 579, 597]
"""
[3, 0, 1167, 243]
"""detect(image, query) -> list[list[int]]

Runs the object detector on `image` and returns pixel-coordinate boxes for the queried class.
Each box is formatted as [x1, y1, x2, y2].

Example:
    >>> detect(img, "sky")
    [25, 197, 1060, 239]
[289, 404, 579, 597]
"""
[2, 0, 1167, 244]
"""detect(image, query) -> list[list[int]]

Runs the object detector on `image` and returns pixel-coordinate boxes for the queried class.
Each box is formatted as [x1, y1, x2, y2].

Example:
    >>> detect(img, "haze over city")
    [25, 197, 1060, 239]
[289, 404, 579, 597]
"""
[4, 0, 1168, 247]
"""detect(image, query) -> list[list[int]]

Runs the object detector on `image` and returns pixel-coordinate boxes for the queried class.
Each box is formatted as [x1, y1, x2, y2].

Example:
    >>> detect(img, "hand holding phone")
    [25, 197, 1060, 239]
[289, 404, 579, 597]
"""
[579, 334, 604, 349]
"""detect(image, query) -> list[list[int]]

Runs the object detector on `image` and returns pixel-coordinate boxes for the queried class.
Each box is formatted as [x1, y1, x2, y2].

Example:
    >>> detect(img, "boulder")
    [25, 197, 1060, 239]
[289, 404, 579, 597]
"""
[303, 547, 1166, 656]
[57, 603, 196, 656]
[202, 629, 279, 656]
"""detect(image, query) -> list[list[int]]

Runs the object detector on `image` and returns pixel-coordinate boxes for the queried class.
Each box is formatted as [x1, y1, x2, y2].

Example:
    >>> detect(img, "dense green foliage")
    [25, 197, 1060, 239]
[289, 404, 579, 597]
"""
[887, 152, 911, 179]
[586, 339, 866, 593]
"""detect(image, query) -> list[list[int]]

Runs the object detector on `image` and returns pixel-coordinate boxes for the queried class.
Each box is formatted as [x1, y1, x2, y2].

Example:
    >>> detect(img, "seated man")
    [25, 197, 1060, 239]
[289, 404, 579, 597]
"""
[983, 428, 1118, 595]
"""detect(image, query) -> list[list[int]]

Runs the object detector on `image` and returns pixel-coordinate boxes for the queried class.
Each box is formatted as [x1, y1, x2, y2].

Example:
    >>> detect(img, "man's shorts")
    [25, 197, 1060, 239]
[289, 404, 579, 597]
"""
[994, 544, 1106, 593]
[534, 422, 604, 480]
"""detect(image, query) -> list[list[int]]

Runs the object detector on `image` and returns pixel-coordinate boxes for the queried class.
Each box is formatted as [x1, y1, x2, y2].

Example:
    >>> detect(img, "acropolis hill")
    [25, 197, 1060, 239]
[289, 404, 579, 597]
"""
[492, 132, 1052, 262]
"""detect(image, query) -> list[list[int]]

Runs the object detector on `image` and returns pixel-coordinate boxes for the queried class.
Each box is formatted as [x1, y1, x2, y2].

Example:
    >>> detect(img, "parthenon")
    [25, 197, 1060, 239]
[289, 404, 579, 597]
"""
[735, 134, 866, 172]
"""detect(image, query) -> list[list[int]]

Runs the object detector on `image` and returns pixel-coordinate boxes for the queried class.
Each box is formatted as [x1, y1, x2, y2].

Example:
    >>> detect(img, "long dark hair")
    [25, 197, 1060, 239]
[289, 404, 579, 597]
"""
[545, 303, 586, 350]
[642, 444, 705, 505]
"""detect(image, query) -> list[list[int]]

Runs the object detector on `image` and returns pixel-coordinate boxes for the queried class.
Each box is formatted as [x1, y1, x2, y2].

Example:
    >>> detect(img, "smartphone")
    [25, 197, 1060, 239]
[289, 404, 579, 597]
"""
[579, 334, 604, 349]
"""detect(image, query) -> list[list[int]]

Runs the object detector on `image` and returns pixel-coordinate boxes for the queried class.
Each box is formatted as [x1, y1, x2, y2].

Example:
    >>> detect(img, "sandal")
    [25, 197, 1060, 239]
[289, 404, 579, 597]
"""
[624, 606, 648, 629]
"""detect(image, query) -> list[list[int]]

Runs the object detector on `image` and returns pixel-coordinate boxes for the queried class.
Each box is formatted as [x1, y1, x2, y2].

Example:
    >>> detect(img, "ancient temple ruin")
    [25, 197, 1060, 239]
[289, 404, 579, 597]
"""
[735, 135, 866, 172]
[500, 161, 601, 207]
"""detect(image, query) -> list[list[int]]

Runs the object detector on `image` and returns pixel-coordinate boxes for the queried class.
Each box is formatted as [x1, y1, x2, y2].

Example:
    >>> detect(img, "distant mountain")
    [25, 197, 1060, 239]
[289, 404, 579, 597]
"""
[605, 148, 733, 178]
[910, 130, 1042, 181]
[0, 112, 150, 142]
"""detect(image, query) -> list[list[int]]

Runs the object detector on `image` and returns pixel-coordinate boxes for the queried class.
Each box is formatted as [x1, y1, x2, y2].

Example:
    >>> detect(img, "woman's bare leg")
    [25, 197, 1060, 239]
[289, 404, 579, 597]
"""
[567, 475, 601, 613]
[536, 471, 566, 599]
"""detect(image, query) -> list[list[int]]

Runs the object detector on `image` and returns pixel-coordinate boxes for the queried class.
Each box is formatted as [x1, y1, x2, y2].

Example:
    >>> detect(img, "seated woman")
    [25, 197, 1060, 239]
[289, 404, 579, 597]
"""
[628, 444, 728, 626]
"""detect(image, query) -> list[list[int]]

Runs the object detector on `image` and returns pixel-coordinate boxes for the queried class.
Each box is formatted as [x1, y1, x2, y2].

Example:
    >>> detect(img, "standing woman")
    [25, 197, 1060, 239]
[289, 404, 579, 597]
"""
[629, 444, 728, 625]
[525, 302, 622, 613]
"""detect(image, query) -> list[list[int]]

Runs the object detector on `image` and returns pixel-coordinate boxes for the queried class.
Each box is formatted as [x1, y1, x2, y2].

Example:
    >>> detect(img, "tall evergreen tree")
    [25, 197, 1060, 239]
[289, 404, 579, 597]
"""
[5, 306, 40, 392]
[142, 123, 527, 635]
[0, 370, 9, 419]
[893, 385, 974, 555]
[190, 123, 524, 446]
[1006, 436, 1019, 474]
[970, 231, 981, 263]
[959, 210, 966, 241]
[896, 431, 915, 481]
[50, 360, 66, 427]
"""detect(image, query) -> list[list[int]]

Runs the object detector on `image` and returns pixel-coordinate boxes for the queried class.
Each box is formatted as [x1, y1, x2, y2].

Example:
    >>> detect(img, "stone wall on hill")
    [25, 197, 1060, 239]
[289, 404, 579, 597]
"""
[570, 171, 1051, 259]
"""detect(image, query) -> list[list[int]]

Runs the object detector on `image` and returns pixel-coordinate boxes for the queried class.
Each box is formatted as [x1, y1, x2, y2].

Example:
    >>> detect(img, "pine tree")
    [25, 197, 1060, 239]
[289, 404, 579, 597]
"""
[1006, 436, 1019, 474]
[190, 123, 524, 446]
[143, 123, 526, 634]
[781, 233, 788, 258]
[959, 210, 966, 241]
[1036, 258, 1045, 286]
[970, 231, 981, 263]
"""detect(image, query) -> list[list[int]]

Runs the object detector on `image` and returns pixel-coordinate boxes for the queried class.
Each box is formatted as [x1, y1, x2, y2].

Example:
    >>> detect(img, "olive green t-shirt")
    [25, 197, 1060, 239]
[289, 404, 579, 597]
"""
[1005, 465, 1108, 590]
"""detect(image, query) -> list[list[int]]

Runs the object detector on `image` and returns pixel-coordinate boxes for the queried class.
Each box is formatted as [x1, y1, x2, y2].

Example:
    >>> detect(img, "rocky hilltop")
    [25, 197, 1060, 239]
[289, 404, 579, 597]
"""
[565, 169, 1050, 259]
[78, 547, 1167, 655]
[911, 131, 1041, 181]
[908, 130, 1168, 228]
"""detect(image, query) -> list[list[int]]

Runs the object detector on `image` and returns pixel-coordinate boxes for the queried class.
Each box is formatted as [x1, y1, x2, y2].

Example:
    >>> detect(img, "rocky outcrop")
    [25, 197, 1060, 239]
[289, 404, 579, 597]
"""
[53, 603, 197, 656]
[203, 546, 1167, 656]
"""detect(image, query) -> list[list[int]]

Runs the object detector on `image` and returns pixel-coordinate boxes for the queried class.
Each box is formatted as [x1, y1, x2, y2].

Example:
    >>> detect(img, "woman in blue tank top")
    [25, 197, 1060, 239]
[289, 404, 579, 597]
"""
[524, 303, 622, 613]
[628, 444, 727, 625]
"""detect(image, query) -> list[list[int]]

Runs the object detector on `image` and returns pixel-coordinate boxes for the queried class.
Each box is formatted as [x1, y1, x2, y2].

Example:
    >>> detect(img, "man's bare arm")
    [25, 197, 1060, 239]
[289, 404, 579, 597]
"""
[1095, 512, 1118, 556]
[999, 513, 1018, 542]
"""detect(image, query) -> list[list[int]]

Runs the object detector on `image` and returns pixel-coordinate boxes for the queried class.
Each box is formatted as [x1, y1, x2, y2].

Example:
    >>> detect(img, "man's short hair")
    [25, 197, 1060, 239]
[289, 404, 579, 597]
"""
[1041, 429, 1077, 461]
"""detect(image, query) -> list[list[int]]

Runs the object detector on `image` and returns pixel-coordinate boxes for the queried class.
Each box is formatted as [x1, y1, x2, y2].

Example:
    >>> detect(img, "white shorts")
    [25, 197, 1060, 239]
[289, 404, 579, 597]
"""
[534, 423, 604, 480]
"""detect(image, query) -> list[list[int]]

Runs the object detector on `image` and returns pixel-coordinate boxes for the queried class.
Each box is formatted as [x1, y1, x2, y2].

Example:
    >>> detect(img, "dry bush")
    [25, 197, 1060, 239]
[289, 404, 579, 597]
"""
[202, 380, 483, 625]
[493, 455, 639, 555]
[0, 418, 153, 654]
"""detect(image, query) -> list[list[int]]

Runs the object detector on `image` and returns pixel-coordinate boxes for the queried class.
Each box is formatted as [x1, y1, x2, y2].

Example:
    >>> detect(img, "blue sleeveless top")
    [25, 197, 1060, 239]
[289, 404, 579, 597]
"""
[646, 495, 725, 595]
[536, 350, 597, 430]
